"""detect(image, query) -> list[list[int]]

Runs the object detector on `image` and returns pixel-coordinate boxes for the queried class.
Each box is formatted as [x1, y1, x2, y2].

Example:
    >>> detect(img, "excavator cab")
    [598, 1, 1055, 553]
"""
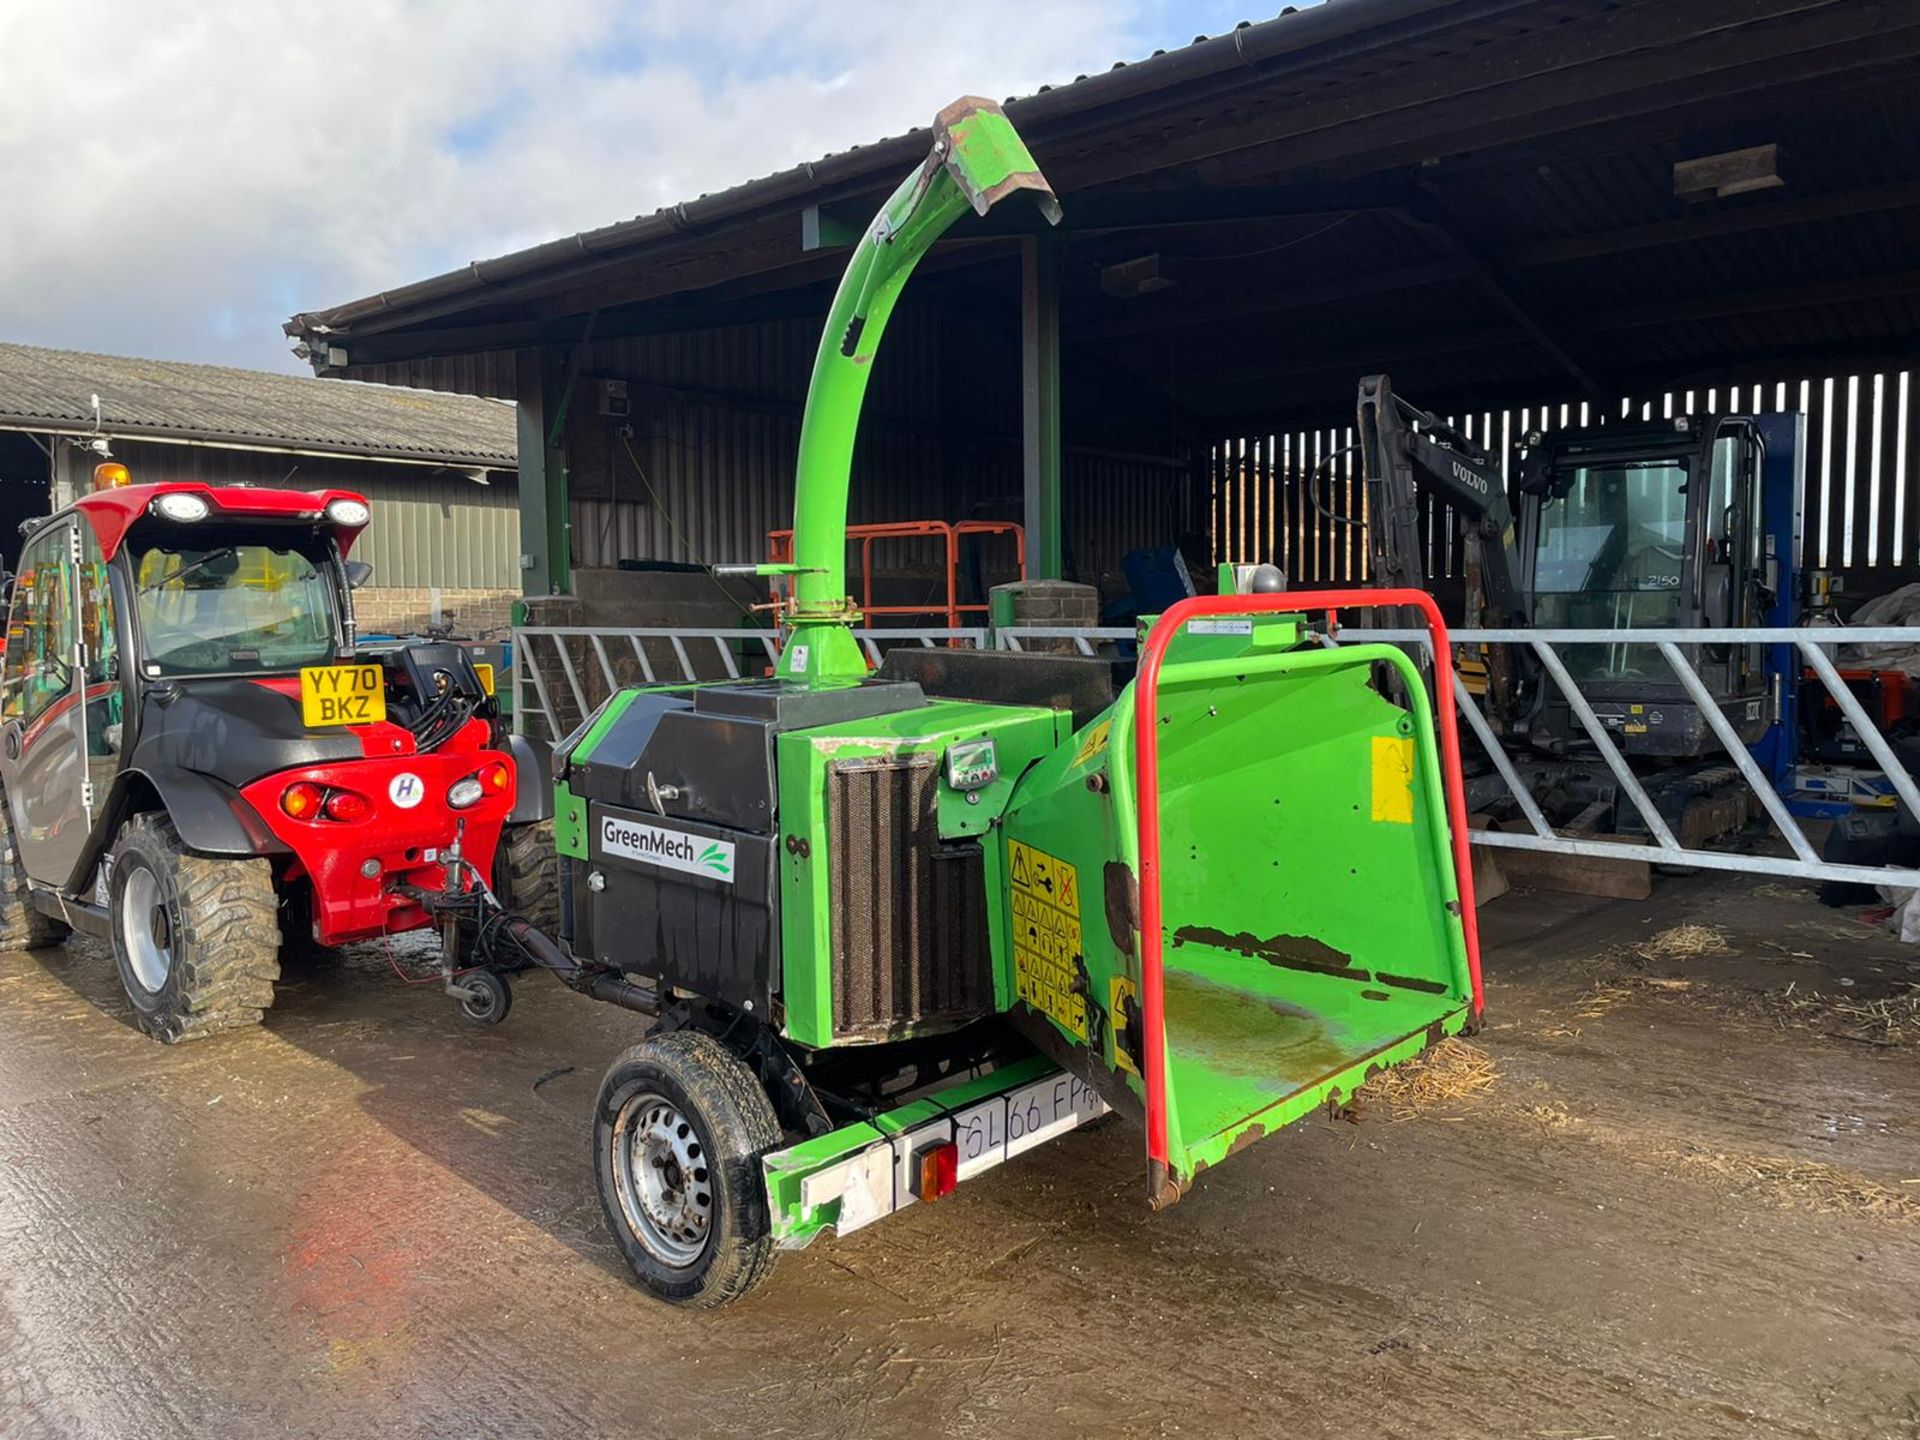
[1520, 415, 1771, 756]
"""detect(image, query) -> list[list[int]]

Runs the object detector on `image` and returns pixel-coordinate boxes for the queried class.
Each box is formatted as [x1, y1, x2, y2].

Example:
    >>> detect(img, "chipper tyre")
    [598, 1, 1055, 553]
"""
[108, 813, 280, 1043]
[0, 791, 67, 950]
[495, 819, 559, 934]
[594, 1029, 782, 1308]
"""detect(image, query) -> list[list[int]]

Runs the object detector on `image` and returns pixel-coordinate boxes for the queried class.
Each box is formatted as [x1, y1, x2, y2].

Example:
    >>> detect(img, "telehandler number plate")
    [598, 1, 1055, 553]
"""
[300, 665, 387, 727]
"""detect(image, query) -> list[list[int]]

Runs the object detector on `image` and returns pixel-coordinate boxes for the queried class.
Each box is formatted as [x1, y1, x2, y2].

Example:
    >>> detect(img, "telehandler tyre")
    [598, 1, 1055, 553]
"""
[495, 818, 559, 933]
[594, 1029, 782, 1307]
[0, 791, 68, 950]
[107, 813, 280, 1043]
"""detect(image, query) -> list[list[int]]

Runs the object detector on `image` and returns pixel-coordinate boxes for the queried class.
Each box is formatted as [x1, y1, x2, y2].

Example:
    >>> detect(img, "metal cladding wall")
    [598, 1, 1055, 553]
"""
[106, 438, 521, 590]
[1211, 364, 1920, 612]
[558, 303, 1194, 595]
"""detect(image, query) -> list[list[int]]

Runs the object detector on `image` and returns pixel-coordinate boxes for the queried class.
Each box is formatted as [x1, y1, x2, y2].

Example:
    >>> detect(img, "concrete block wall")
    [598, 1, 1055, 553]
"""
[991, 579, 1101, 654]
[994, 579, 1101, 626]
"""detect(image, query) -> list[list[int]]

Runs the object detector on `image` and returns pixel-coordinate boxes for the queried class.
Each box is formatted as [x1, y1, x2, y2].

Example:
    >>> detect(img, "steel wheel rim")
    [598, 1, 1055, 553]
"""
[611, 1090, 713, 1268]
[460, 977, 498, 1021]
[120, 866, 172, 994]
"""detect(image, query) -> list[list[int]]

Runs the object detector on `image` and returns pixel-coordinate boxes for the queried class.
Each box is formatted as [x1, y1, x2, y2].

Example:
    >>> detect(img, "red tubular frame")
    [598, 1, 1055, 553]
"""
[768, 519, 1025, 628]
[1133, 589, 1485, 1181]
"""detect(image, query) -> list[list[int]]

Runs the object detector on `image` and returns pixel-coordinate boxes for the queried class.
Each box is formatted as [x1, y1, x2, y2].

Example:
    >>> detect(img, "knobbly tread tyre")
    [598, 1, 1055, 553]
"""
[0, 788, 67, 950]
[109, 813, 280, 1044]
[593, 1028, 783, 1308]
[497, 819, 559, 932]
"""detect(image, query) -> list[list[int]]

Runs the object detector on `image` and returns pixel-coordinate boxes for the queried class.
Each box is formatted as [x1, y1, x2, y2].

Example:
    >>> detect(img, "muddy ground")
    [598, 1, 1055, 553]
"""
[1, 874, 1917, 1439]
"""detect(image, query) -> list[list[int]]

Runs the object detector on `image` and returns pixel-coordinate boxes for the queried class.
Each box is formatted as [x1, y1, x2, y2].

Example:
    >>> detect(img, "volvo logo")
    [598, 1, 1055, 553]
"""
[1451, 460, 1490, 495]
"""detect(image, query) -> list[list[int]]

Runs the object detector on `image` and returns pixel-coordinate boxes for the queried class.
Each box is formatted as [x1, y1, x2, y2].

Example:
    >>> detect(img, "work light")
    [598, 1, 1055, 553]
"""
[151, 492, 211, 522]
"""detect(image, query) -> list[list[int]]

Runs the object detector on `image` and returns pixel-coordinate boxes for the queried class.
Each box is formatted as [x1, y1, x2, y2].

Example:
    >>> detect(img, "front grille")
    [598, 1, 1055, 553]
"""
[825, 754, 991, 1039]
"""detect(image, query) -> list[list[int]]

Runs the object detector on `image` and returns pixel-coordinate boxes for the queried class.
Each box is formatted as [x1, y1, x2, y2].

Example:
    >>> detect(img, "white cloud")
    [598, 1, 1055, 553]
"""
[0, 1, 1243, 373]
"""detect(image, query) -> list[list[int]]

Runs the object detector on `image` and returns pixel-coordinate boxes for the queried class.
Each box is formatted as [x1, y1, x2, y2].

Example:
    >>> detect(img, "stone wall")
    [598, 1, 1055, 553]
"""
[353, 586, 517, 639]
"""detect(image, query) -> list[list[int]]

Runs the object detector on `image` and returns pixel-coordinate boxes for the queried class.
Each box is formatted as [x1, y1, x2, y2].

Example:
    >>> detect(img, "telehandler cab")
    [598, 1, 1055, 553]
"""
[0, 470, 552, 1041]
[454, 98, 1483, 1307]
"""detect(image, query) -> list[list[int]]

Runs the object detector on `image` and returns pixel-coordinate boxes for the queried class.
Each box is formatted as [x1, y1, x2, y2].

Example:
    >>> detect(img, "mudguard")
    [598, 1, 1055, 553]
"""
[104, 767, 284, 863]
[507, 732, 554, 824]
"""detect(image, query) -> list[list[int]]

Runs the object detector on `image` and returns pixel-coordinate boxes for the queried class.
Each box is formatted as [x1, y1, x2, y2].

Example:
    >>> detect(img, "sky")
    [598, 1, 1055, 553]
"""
[0, 1, 1262, 374]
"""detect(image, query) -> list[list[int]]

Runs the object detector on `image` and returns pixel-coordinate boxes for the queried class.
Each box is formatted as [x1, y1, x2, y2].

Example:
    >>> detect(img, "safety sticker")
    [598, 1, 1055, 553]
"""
[1109, 974, 1139, 1076]
[1008, 839, 1086, 1041]
[1072, 718, 1111, 769]
[1370, 735, 1414, 825]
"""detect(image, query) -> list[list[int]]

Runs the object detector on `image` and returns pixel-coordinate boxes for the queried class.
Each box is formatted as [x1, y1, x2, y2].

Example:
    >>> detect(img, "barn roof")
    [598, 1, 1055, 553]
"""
[0, 342, 517, 469]
[285, 0, 1920, 428]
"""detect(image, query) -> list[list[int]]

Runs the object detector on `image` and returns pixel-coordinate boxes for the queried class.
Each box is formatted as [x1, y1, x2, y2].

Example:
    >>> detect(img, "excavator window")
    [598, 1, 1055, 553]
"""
[1532, 456, 1690, 679]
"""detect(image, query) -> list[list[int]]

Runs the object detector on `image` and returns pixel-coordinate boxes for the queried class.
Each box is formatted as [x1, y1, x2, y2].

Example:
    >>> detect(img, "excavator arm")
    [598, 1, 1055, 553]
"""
[1356, 374, 1526, 628]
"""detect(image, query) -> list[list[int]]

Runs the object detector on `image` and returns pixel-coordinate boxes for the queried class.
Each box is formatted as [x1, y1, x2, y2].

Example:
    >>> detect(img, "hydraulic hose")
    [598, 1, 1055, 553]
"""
[498, 914, 660, 1017]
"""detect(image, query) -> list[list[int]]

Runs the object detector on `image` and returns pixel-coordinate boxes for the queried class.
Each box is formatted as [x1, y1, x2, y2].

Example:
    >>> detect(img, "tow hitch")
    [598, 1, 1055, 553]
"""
[405, 820, 660, 1027]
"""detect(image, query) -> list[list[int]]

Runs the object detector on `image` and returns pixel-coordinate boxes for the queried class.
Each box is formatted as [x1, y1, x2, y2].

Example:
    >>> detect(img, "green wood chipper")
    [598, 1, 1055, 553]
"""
[462, 97, 1484, 1306]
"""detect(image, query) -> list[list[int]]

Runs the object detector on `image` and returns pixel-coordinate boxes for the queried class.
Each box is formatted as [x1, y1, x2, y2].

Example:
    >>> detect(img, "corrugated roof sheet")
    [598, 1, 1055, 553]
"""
[287, 0, 1464, 337]
[0, 343, 517, 468]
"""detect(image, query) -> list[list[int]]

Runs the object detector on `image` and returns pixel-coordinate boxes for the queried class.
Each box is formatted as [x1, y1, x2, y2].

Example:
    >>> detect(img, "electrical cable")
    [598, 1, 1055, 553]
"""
[1172, 211, 1357, 263]
[618, 430, 765, 626]
[1306, 442, 1365, 527]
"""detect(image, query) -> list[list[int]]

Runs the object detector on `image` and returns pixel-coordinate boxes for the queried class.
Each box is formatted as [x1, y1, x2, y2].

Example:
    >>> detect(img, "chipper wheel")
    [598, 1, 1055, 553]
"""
[0, 790, 68, 950]
[594, 1029, 783, 1307]
[107, 813, 280, 1043]
[495, 819, 559, 934]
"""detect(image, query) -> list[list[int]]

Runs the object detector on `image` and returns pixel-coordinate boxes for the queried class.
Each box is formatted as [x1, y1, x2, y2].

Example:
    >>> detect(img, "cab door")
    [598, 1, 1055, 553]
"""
[0, 519, 91, 888]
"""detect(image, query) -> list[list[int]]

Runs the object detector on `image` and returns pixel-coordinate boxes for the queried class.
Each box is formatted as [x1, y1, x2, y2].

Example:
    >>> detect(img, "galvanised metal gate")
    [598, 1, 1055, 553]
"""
[513, 618, 1920, 892]
[1323, 622, 1920, 891]
[511, 626, 986, 743]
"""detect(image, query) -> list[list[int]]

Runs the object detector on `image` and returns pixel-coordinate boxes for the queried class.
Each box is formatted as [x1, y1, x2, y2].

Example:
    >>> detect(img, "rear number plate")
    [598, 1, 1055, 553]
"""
[952, 1072, 1108, 1180]
[300, 665, 386, 727]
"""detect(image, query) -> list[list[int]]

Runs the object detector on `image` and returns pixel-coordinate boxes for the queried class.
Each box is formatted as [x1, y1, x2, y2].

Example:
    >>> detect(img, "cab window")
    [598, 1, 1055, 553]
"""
[78, 523, 123, 761]
[130, 533, 338, 677]
[2, 525, 76, 725]
[77, 523, 117, 689]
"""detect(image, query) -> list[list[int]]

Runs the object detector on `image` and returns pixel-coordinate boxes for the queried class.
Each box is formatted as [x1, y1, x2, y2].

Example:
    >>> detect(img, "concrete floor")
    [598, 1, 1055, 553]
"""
[2, 875, 1917, 1439]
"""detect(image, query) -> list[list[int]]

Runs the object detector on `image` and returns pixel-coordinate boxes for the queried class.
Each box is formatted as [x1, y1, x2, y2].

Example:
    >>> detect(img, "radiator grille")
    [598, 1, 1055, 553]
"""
[825, 754, 992, 1039]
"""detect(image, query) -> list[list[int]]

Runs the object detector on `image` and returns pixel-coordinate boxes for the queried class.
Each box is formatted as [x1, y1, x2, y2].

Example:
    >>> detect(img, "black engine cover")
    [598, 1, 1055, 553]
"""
[563, 677, 927, 1016]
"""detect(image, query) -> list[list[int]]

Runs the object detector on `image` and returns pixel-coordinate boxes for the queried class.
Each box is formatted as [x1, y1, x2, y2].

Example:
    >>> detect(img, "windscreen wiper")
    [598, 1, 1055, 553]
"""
[140, 547, 236, 594]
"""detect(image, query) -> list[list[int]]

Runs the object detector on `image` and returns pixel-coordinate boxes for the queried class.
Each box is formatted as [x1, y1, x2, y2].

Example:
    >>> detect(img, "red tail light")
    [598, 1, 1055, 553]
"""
[323, 789, 371, 823]
[911, 1141, 959, 1202]
[280, 782, 324, 819]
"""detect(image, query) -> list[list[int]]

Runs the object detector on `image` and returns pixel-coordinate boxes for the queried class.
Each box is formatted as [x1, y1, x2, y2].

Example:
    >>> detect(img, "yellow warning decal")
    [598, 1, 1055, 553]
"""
[1009, 839, 1086, 1041]
[1370, 735, 1414, 825]
[1109, 974, 1139, 1076]
[1072, 718, 1111, 769]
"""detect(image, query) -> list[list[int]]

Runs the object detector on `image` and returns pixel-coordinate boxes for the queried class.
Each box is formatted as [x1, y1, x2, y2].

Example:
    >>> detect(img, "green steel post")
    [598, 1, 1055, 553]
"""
[1021, 231, 1064, 580]
[514, 347, 572, 596]
[778, 96, 1059, 687]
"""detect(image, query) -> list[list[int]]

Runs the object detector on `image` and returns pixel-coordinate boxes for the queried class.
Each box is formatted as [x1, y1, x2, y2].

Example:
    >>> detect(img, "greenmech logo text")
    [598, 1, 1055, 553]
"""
[601, 815, 735, 883]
